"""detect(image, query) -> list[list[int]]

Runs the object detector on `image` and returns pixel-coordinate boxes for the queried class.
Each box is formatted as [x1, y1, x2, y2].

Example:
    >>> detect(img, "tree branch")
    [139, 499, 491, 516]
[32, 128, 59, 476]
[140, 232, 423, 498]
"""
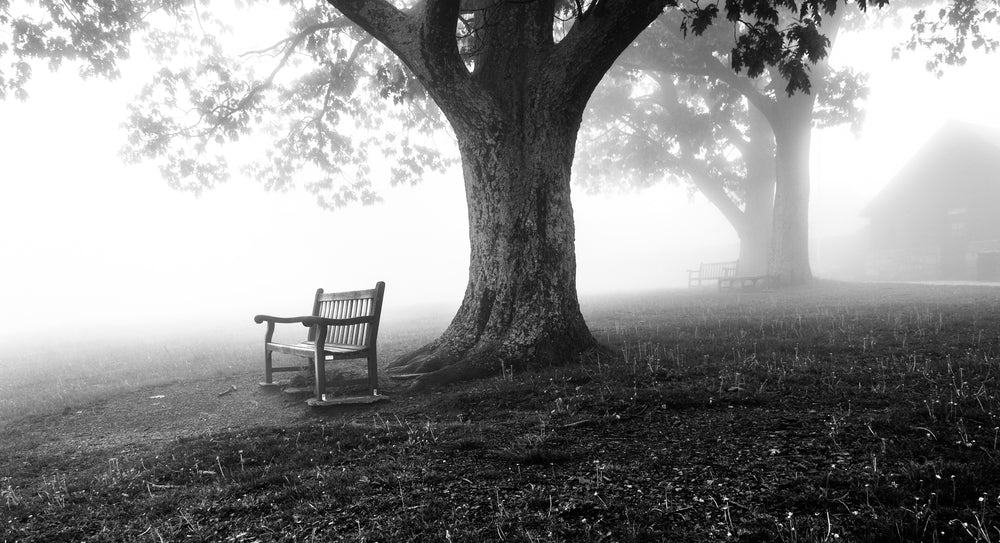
[327, 0, 481, 124]
[701, 57, 776, 118]
[325, 0, 421, 72]
[551, 0, 671, 106]
[240, 20, 351, 58]
[679, 155, 749, 234]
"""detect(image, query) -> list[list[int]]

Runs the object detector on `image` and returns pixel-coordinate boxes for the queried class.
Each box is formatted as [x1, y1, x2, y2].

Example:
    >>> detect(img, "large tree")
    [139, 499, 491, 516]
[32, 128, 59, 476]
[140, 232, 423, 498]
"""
[2, 0, 881, 385]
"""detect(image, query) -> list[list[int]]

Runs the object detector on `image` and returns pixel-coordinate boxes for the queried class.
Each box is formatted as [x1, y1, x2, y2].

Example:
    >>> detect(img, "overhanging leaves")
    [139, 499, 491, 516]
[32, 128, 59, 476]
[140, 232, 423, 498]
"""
[900, 0, 1000, 76]
[118, 1, 454, 207]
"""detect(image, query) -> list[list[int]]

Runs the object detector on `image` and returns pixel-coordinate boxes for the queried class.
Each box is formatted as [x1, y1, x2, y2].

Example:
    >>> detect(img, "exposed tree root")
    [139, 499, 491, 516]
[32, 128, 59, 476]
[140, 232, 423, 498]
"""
[387, 334, 612, 390]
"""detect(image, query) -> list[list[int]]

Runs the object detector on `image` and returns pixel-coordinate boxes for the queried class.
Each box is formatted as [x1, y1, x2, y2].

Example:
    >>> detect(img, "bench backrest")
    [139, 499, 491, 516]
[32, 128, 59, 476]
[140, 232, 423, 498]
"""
[308, 282, 385, 347]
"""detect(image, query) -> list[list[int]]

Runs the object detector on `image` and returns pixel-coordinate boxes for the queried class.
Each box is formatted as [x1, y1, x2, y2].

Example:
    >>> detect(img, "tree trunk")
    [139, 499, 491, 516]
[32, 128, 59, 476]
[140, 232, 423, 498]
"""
[386, 1, 623, 387]
[763, 11, 845, 286]
[769, 95, 814, 285]
[389, 110, 601, 386]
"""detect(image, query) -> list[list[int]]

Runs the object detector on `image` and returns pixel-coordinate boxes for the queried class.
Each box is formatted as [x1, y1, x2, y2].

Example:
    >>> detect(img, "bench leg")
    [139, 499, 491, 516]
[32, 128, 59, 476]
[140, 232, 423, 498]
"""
[263, 348, 273, 384]
[367, 353, 379, 396]
[312, 357, 327, 401]
[313, 327, 329, 401]
[262, 321, 276, 386]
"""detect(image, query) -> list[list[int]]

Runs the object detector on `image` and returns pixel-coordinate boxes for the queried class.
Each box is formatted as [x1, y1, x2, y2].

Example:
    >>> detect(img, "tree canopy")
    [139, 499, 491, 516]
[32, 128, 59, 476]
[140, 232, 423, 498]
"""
[2, 0, 890, 203]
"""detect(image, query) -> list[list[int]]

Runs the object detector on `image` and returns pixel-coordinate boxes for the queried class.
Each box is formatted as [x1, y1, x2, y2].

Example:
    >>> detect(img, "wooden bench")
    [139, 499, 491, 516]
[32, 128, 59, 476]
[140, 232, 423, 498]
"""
[718, 275, 776, 290]
[254, 282, 385, 406]
[687, 261, 738, 287]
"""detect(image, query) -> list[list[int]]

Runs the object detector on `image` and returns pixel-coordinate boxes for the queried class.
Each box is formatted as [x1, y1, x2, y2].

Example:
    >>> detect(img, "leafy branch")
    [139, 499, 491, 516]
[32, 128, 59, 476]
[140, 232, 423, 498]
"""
[897, 0, 1000, 76]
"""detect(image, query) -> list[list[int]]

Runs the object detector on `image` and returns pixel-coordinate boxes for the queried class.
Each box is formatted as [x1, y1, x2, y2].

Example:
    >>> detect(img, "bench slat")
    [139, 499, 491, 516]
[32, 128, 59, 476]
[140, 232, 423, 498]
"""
[352, 300, 364, 343]
[318, 288, 380, 302]
[344, 300, 355, 344]
[324, 300, 339, 342]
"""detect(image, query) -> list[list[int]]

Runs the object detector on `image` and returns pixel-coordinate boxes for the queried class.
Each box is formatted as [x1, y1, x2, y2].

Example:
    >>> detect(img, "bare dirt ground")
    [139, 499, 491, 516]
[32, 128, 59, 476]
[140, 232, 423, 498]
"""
[1, 372, 330, 461]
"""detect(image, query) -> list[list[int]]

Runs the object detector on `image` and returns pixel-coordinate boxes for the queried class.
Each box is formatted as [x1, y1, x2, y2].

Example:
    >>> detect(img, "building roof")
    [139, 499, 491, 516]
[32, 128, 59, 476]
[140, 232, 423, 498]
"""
[861, 120, 1000, 218]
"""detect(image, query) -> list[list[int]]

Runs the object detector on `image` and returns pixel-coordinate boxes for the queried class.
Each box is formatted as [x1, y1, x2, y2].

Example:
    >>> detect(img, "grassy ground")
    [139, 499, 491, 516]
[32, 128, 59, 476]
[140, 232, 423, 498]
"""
[2, 281, 1000, 542]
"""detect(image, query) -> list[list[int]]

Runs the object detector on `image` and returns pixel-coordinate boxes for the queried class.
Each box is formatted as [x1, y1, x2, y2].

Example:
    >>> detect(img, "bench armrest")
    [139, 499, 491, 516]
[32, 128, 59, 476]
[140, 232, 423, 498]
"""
[254, 314, 313, 325]
[253, 315, 373, 327]
[300, 316, 373, 327]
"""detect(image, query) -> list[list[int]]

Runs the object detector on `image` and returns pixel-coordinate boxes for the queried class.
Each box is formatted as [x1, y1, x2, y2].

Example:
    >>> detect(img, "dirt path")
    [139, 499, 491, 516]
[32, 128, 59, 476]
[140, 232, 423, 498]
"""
[1, 372, 328, 459]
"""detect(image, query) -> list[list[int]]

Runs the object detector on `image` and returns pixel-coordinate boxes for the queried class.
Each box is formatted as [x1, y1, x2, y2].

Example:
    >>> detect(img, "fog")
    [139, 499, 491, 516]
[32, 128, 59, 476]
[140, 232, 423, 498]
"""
[2, 24, 999, 348]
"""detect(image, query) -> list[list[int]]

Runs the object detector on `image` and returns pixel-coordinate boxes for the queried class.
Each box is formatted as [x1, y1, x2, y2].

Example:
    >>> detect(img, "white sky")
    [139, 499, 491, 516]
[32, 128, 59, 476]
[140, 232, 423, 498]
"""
[1, 17, 998, 345]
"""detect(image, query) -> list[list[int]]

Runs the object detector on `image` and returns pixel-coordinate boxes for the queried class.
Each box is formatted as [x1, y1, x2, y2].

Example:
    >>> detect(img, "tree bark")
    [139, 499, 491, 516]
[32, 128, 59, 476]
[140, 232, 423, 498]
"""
[769, 93, 815, 285]
[390, 109, 602, 385]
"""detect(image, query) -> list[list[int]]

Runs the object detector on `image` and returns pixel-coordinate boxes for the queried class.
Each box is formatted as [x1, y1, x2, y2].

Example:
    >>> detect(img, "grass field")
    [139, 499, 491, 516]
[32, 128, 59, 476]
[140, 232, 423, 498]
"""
[2, 280, 1000, 541]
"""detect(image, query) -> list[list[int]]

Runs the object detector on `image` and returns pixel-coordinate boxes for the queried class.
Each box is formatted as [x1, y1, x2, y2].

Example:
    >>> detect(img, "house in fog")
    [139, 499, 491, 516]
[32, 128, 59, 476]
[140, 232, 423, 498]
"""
[861, 120, 1000, 281]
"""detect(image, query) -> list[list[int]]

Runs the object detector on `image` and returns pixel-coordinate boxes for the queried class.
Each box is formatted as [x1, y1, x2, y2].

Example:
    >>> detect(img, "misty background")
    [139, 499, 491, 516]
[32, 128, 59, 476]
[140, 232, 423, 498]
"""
[1, 23, 998, 347]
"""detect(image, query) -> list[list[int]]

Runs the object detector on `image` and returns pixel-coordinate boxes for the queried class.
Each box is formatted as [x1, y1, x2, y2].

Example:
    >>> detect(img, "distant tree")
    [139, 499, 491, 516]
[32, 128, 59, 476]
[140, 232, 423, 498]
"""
[1, 0, 883, 384]
[577, 11, 869, 283]
[577, 62, 778, 276]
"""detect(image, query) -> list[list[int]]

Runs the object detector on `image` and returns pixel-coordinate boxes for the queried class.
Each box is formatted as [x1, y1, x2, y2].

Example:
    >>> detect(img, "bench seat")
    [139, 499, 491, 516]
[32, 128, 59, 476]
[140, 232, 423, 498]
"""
[265, 342, 370, 358]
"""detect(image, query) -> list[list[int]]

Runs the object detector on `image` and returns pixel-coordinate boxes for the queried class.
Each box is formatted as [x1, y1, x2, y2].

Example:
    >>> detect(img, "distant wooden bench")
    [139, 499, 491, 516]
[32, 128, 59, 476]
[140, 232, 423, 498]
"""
[718, 275, 776, 290]
[254, 282, 385, 406]
[687, 261, 738, 287]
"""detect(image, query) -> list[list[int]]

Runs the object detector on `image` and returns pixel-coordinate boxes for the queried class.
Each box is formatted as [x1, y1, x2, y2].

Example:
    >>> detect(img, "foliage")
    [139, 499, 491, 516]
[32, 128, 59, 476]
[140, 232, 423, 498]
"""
[0, 0, 143, 100]
[576, 62, 752, 200]
[679, 0, 887, 95]
[1, 0, 452, 206]
[117, 1, 452, 205]
[898, 0, 1000, 75]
